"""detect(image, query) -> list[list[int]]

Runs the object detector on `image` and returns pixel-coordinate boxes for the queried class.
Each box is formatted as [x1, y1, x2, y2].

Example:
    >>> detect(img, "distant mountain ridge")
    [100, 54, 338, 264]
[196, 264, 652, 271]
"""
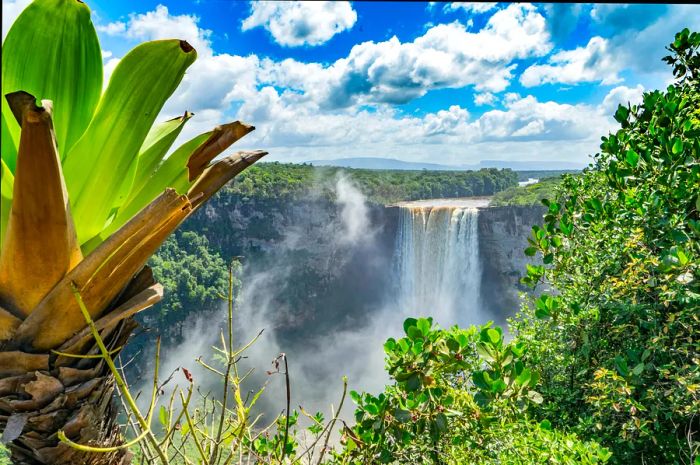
[306, 157, 586, 171]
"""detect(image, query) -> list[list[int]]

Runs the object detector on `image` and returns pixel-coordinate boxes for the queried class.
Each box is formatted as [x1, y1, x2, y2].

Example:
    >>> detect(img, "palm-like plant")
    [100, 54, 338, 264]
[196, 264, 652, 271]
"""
[0, 1, 265, 463]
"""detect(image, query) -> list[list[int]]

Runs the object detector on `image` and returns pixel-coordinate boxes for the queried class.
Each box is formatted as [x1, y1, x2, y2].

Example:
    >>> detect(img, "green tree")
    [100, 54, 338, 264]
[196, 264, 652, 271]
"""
[517, 28, 700, 464]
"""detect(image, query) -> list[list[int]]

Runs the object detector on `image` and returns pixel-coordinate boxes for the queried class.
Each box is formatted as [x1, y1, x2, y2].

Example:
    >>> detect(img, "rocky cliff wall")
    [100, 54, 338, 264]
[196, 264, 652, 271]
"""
[477, 205, 546, 322]
[183, 195, 543, 333]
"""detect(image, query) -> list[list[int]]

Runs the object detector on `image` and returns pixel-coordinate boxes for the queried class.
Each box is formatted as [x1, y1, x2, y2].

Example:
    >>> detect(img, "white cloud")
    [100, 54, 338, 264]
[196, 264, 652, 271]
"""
[259, 3, 551, 109]
[2, 0, 31, 40]
[92, 3, 601, 165]
[96, 21, 127, 36]
[474, 92, 497, 106]
[523, 4, 700, 90]
[423, 105, 470, 136]
[444, 2, 498, 15]
[97, 5, 212, 56]
[242, 1, 357, 47]
[520, 36, 622, 87]
[103, 58, 120, 89]
[600, 84, 644, 115]
[2, 0, 658, 167]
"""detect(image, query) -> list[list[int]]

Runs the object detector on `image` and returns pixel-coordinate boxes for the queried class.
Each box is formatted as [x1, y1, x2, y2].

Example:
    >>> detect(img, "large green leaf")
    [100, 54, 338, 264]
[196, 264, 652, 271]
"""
[88, 121, 254, 249]
[1, 0, 102, 165]
[125, 112, 193, 205]
[0, 159, 13, 246]
[63, 39, 197, 244]
[87, 132, 211, 249]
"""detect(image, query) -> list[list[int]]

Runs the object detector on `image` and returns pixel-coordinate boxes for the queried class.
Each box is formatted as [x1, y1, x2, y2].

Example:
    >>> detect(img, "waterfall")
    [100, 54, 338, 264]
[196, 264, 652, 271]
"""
[395, 205, 482, 326]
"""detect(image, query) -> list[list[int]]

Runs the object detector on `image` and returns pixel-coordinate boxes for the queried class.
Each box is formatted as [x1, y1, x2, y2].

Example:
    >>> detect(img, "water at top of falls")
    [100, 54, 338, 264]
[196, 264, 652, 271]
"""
[395, 204, 482, 328]
[393, 197, 491, 209]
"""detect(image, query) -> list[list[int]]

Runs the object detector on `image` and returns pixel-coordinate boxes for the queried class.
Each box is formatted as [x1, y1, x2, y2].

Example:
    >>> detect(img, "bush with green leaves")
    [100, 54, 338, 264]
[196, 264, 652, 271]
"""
[331, 318, 610, 465]
[515, 28, 700, 464]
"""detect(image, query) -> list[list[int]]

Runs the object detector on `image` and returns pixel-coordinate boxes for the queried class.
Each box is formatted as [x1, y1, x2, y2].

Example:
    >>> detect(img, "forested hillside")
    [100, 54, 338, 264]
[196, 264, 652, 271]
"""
[226, 163, 518, 203]
[490, 177, 564, 206]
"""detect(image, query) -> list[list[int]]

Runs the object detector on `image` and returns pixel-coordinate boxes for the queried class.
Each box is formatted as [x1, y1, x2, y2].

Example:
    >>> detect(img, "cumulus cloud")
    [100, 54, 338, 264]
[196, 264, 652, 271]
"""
[600, 84, 644, 115]
[520, 36, 622, 87]
[444, 2, 498, 15]
[259, 3, 551, 109]
[474, 92, 497, 106]
[523, 5, 700, 89]
[423, 105, 470, 136]
[604, 4, 700, 79]
[242, 1, 357, 47]
[97, 5, 213, 55]
[4, 0, 667, 167]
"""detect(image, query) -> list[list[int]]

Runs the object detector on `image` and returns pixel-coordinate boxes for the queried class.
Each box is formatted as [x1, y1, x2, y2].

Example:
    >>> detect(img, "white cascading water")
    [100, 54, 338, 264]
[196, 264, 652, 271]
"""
[395, 205, 482, 326]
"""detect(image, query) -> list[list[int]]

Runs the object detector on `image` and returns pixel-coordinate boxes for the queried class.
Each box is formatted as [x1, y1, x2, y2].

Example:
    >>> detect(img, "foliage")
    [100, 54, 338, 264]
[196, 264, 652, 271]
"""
[148, 230, 231, 319]
[331, 318, 610, 465]
[515, 28, 700, 464]
[490, 177, 565, 207]
[225, 163, 518, 204]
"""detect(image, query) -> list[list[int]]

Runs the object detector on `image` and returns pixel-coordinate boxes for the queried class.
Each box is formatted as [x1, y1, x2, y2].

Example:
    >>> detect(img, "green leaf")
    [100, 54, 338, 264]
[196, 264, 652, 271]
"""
[63, 39, 197, 244]
[486, 328, 501, 344]
[524, 246, 537, 256]
[539, 419, 552, 431]
[472, 371, 490, 390]
[416, 317, 431, 335]
[435, 413, 448, 432]
[1, 113, 17, 174]
[394, 408, 412, 423]
[120, 112, 193, 210]
[406, 373, 421, 391]
[632, 363, 645, 376]
[0, 160, 13, 245]
[614, 105, 629, 124]
[158, 405, 167, 427]
[88, 131, 211, 249]
[671, 138, 683, 155]
[614, 356, 629, 377]
[491, 379, 507, 393]
[407, 326, 423, 340]
[2, 0, 102, 164]
[476, 342, 495, 362]
[364, 403, 379, 416]
[516, 367, 532, 387]
[403, 318, 418, 335]
[625, 149, 639, 167]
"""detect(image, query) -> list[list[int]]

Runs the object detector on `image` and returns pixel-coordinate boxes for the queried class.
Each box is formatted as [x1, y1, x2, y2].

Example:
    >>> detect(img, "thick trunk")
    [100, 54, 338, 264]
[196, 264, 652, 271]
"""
[0, 279, 144, 465]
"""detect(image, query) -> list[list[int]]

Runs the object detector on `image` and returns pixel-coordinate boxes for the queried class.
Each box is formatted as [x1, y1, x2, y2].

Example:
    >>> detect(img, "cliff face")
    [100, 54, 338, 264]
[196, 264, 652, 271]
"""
[477, 206, 546, 322]
[185, 194, 398, 342]
[182, 195, 542, 333]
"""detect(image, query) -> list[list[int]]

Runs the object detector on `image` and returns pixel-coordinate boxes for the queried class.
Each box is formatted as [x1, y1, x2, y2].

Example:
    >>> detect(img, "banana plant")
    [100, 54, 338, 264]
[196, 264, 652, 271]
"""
[0, 1, 266, 463]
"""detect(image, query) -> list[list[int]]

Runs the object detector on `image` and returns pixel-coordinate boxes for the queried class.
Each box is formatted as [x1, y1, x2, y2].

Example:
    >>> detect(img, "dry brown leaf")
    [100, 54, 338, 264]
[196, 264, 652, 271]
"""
[0, 92, 82, 317]
[188, 150, 267, 209]
[187, 121, 254, 181]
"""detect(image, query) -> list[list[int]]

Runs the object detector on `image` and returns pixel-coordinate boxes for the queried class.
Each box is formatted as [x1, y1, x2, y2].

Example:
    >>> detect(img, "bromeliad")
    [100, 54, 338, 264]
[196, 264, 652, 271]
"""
[0, 1, 266, 463]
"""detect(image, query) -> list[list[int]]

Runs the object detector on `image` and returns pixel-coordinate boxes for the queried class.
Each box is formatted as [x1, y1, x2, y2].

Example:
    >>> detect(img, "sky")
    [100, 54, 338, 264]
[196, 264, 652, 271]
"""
[3, 1, 699, 166]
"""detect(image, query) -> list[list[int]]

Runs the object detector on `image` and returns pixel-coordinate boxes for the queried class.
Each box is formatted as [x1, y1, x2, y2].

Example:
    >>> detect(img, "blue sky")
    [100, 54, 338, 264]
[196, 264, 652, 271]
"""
[3, 1, 699, 166]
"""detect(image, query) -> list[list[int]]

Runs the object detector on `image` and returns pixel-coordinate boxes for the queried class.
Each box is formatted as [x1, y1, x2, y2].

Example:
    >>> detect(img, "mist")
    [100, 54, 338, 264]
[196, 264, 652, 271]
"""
[137, 173, 502, 432]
